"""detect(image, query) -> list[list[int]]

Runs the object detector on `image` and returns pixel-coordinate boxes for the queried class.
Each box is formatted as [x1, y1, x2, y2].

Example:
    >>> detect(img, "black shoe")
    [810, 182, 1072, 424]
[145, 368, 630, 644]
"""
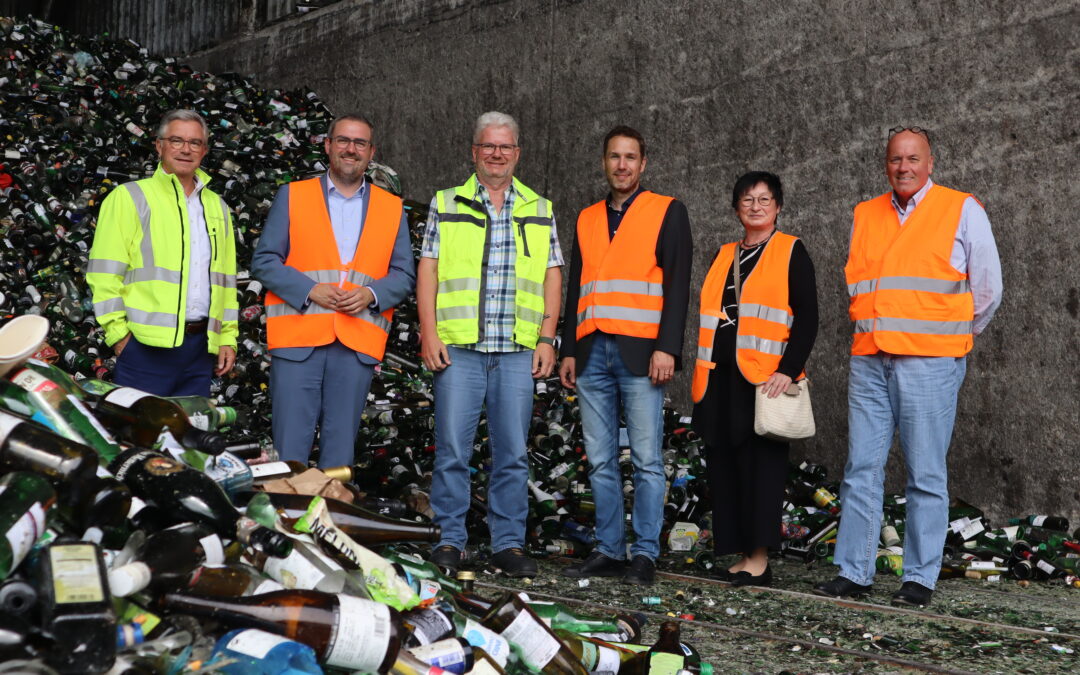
[891, 581, 933, 607]
[731, 564, 772, 587]
[562, 551, 626, 578]
[490, 548, 538, 578]
[813, 576, 872, 599]
[711, 568, 733, 582]
[429, 545, 462, 572]
[622, 555, 656, 586]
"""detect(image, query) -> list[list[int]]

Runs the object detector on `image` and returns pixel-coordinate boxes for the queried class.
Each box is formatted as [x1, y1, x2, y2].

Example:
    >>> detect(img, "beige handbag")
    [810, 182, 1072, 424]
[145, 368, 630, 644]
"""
[733, 244, 816, 442]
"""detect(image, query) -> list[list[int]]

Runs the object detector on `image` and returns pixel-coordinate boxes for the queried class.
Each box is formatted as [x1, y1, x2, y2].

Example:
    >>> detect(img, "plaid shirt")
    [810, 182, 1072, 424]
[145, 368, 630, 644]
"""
[421, 180, 563, 353]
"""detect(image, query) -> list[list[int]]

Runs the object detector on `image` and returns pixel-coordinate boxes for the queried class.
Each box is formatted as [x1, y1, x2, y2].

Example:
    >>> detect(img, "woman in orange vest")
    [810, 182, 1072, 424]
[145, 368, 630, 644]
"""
[691, 172, 818, 587]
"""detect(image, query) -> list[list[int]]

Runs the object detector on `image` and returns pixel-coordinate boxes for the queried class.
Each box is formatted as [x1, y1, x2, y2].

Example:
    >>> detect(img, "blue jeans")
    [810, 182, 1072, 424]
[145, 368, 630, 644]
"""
[114, 332, 214, 397]
[430, 347, 533, 553]
[576, 333, 665, 560]
[834, 354, 967, 590]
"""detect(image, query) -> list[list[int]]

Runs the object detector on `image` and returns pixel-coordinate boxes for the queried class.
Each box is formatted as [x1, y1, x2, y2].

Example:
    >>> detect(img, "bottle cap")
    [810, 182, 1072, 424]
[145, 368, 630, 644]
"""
[107, 561, 152, 597]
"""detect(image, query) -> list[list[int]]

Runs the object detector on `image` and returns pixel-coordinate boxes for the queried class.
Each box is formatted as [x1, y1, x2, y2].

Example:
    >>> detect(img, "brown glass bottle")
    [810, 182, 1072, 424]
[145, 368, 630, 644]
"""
[252, 491, 440, 546]
[480, 592, 588, 675]
[448, 570, 494, 618]
[160, 589, 403, 672]
[184, 562, 284, 598]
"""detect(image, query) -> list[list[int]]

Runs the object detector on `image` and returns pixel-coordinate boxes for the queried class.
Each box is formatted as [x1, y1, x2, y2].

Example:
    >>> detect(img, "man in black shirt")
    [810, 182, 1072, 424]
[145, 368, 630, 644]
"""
[559, 126, 692, 585]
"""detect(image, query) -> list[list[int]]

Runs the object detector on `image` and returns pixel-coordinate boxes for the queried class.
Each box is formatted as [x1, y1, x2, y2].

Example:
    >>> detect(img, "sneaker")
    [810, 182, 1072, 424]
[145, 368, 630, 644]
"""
[622, 555, 656, 586]
[490, 548, 538, 578]
[562, 551, 626, 578]
[429, 545, 462, 572]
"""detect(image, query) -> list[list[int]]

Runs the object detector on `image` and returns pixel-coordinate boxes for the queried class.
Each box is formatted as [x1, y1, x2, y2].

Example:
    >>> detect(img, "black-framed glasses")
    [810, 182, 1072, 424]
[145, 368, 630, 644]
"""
[332, 136, 371, 150]
[888, 126, 931, 144]
[473, 143, 518, 156]
[161, 136, 206, 150]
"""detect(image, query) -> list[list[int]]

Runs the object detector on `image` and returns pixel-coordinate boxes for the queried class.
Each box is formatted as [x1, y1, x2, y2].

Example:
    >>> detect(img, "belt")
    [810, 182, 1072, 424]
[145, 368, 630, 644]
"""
[184, 319, 209, 334]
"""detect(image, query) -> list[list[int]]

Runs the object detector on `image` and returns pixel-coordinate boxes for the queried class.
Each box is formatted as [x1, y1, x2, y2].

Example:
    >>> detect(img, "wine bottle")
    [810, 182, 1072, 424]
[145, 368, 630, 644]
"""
[160, 589, 404, 673]
[184, 562, 284, 598]
[90, 385, 229, 454]
[246, 536, 366, 596]
[107, 521, 226, 597]
[107, 448, 291, 558]
[244, 490, 440, 545]
[35, 540, 116, 674]
[0, 471, 55, 580]
[554, 629, 638, 673]
[527, 600, 642, 642]
[480, 592, 588, 675]
[210, 628, 323, 674]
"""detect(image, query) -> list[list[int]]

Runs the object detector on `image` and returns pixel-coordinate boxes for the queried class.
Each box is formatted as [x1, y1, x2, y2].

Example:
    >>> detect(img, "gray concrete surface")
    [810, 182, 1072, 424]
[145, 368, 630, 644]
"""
[169, 0, 1077, 524]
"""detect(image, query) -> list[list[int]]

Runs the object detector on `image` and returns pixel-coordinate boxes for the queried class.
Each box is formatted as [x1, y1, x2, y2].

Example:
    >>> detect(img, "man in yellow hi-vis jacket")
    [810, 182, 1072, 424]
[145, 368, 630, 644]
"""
[87, 109, 238, 396]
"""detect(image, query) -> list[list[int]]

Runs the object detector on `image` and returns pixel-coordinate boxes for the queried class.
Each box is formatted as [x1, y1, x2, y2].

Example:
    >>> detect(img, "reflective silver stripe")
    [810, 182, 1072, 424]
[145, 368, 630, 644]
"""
[210, 271, 237, 289]
[576, 305, 661, 324]
[438, 277, 481, 294]
[536, 198, 549, 219]
[123, 183, 156, 270]
[217, 196, 231, 229]
[127, 306, 178, 328]
[303, 269, 341, 284]
[854, 318, 875, 333]
[736, 334, 787, 356]
[86, 259, 128, 276]
[437, 305, 479, 322]
[697, 345, 713, 361]
[877, 276, 971, 294]
[848, 279, 877, 297]
[222, 308, 238, 322]
[699, 314, 721, 330]
[581, 279, 663, 297]
[94, 297, 125, 316]
[345, 270, 376, 287]
[517, 277, 544, 297]
[516, 306, 544, 325]
[208, 317, 222, 335]
[439, 189, 459, 214]
[265, 303, 331, 318]
[351, 309, 391, 332]
[874, 317, 972, 335]
[125, 267, 183, 284]
[739, 303, 793, 328]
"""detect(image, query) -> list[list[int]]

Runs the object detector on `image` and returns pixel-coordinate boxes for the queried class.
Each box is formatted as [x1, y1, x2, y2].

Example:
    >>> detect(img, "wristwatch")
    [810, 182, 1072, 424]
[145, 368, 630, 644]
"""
[537, 337, 556, 346]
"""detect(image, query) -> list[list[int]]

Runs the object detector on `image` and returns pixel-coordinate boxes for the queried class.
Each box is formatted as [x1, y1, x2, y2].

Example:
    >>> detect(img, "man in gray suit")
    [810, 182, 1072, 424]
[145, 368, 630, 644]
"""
[252, 113, 415, 468]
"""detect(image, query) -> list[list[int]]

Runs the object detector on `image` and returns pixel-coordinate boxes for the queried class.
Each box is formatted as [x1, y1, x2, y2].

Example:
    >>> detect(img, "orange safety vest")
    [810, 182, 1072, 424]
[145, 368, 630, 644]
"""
[846, 185, 974, 357]
[575, 191, 673, 341]
[264, 177, 402, 360]
[692, 232, 803, 402]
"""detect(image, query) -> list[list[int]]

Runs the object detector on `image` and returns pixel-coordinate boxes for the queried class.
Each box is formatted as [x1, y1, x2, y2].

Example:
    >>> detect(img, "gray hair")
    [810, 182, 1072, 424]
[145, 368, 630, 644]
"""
[156, 109, 209, 140]
[473, 111, 520, 145]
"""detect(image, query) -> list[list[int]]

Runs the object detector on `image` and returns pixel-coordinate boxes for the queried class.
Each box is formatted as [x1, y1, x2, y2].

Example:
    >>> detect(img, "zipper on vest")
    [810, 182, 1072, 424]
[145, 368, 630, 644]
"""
[171, 181, 186, 346]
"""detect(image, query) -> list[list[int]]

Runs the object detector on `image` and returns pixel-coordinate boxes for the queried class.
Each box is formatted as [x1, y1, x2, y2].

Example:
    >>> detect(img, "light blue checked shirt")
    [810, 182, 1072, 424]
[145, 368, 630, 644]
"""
[421, 180, 563, 353]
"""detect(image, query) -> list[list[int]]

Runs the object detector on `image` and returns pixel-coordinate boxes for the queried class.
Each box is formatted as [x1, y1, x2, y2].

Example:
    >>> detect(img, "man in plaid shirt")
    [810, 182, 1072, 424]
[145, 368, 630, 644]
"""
[418, 111, 563, 577]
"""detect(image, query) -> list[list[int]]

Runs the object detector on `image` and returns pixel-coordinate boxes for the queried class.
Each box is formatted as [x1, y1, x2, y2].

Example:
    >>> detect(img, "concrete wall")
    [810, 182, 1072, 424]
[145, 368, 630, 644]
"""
[162, 0, 1077, 523]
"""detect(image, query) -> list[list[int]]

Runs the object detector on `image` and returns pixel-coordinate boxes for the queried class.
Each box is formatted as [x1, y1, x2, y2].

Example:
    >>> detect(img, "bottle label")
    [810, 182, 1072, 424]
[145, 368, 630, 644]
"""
[410, 639, 468, 674]
[1032, 515, 1047, 527]
[104, 387, 152, 407]
[9, 368, 57, 393]
[251, 578, 285, 595]
[578, 640, 599, 669]
[5, 502, 47, 571]
[406, 608, 454, 645]
[462, 619, 510, 667]
[199, 534, 225, 565]
[50, 544, 104, 604]
[497, 609, 560, 671]
[263, 544, 338, 590]
[226, 629, 291, 659]
[0, 411, 22, 444]
[649, 652, 685, 675]
[325, 594, 391, 670]
[594, 644, 622, 673]
[250, 462, 293, 479]
[189, 412, 210, 431]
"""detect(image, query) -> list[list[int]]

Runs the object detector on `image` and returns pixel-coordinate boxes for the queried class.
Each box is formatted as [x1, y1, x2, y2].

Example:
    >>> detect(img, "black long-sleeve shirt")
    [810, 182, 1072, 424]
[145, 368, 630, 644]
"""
[560, 188, 694, 376]
[692, 236, 818, 448]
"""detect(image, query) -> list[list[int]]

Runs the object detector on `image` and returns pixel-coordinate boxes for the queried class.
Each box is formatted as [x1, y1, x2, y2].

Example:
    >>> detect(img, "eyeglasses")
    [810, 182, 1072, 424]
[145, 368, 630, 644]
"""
[161, 136, 206, 150]
[738, 195, 775, 208]
[473, 143, 518, 156]
[332, 136, 371, 150]
[888, 126, 931, 143]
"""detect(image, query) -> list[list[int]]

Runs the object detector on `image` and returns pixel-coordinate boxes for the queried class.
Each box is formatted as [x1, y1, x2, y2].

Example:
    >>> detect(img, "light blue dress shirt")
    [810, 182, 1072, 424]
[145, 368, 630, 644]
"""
[324, 171, 378, 307]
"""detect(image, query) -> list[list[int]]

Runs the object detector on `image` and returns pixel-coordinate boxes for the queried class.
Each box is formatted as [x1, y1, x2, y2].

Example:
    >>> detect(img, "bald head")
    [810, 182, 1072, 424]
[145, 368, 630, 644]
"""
[885, 130, 934, 202]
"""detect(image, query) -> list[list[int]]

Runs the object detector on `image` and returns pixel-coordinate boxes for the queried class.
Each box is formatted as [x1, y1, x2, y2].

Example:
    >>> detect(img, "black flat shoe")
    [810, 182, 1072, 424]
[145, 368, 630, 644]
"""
[730, 564, 772, 587]
[712, 568, 734, 582]
[813, 575, 873, 599]
[891, 581, 933, 607]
